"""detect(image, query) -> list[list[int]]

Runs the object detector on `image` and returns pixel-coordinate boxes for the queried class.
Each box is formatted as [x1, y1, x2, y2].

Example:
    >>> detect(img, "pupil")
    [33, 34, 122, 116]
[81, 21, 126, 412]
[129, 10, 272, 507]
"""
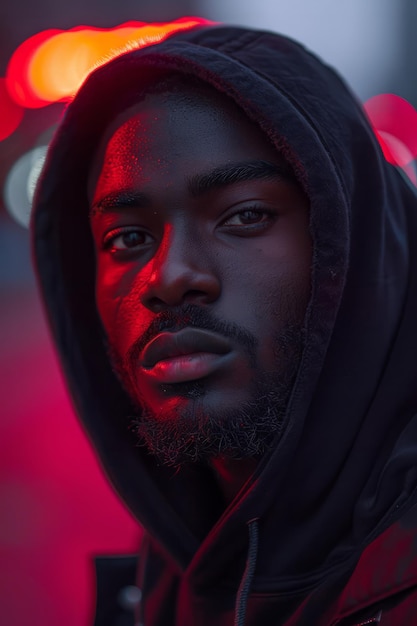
[123, 232, 141, 247]
[242, 210, 259, 223]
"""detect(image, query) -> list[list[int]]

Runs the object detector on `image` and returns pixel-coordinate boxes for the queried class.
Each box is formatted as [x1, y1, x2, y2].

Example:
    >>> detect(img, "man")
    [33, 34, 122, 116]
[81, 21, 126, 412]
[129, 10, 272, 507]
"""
[32, 21, 417, 626]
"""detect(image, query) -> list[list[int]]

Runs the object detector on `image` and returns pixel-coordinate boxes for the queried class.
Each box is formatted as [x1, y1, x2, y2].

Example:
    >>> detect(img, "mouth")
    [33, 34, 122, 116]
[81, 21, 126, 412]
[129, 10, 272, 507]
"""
[140, 328, 233, 384]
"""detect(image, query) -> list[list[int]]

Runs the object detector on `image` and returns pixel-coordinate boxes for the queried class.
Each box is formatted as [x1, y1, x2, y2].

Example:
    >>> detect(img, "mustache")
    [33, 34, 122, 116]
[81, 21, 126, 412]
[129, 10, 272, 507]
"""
[126, 303, 257, 374]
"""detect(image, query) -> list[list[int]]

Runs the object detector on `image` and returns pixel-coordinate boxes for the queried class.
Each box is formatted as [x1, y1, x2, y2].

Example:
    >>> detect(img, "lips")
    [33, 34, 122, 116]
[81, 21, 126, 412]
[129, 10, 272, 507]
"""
[140, 328, 233, 384]
[142, 328, 232, 368]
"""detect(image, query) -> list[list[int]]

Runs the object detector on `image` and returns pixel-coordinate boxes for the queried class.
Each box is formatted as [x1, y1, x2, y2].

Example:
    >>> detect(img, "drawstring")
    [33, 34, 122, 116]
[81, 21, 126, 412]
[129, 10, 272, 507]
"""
[234, 519, 259, 626]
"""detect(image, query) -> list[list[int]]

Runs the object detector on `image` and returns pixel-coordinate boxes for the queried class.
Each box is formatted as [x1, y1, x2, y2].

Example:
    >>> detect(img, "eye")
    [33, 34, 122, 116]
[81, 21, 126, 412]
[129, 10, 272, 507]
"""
[103, 227, 153, 252]
[220, 206, 277, 231]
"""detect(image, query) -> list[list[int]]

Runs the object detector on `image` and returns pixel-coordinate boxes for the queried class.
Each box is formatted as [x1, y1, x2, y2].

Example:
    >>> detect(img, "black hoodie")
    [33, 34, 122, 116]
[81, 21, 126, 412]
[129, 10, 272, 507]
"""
[32, 23, 417, 626]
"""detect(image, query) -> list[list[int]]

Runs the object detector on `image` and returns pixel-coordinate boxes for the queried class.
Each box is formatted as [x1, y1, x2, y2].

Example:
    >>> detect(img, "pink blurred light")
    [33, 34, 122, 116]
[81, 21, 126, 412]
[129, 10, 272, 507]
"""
[364, 94, 417, 166]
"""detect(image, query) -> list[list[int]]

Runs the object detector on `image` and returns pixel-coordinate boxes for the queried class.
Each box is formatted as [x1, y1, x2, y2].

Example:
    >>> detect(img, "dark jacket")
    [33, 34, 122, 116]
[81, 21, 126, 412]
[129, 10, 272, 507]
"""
[31, 24, 417, 625]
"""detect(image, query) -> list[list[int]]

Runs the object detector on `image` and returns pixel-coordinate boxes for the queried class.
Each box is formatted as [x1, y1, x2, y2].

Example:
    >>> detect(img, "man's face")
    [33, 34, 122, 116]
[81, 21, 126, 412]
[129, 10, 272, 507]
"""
[89, 83, 311, 465]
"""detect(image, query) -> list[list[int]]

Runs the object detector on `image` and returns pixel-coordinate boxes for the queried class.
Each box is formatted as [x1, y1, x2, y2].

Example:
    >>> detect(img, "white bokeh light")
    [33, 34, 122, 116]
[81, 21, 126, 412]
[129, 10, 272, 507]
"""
[4, 145, 47, 228]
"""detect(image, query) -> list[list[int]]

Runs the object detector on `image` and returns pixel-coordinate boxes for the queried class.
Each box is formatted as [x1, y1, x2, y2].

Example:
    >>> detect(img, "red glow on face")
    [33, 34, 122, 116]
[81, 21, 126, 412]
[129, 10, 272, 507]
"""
[364, 94, 417, 168]
[6, 18, 213, 108]
[0, 78, 24, 140]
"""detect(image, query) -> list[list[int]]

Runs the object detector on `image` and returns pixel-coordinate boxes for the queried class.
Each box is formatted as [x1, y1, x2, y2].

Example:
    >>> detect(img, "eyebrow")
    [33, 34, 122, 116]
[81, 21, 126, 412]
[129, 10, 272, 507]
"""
[90, 190, 151, 216]
[188, 159, 296, 196]
[90, 159, 296, 216]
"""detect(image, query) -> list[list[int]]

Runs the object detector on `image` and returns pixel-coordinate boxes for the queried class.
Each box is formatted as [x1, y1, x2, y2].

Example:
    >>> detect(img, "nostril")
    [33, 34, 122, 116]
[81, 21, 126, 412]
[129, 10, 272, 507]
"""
[145, 296, 169, 313]
[146, 289, 215, 312]
[183, 289, 213, 303]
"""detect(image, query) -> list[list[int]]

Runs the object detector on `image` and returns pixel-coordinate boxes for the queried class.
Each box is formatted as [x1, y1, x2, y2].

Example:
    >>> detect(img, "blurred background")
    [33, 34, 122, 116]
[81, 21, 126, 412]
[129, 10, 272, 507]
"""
[1, 1, 417, 624]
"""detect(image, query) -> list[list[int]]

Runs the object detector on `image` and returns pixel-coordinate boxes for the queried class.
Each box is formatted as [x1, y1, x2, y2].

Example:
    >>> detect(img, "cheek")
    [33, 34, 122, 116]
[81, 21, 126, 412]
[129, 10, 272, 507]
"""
[227, 234, 311, 319]
[220, 261, 309, 342]
[95, 261, 152, 356]
[225, 241, 311, 369]
[259, 221, 312, 320]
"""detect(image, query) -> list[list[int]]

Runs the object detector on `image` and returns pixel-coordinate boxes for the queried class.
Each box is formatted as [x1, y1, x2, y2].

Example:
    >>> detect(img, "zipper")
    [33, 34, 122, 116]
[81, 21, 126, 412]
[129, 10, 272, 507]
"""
[333, 609, 382, 626]
[352, 610, 382, 625]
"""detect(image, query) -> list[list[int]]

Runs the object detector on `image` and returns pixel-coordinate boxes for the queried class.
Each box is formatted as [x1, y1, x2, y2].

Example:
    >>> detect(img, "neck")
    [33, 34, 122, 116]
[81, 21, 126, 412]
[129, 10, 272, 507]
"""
[209, 456, 259, 506]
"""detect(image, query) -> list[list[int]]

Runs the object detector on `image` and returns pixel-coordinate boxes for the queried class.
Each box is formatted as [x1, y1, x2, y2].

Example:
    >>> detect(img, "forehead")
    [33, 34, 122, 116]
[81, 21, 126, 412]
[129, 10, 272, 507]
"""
[101, 81, 268, 147]
[89, 84, 286, 196]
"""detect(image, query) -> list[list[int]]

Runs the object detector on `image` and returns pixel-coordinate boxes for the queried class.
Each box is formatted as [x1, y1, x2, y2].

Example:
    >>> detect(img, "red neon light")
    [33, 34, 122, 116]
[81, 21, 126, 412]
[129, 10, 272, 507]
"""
[6, 29, 61, 108]
[6, 18, 212, 109]
[0, 77, 24, 140]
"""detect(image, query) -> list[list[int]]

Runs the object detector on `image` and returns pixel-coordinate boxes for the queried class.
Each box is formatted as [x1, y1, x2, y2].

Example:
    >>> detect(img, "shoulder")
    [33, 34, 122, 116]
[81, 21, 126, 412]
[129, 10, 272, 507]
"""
[335, 501, 417, 624]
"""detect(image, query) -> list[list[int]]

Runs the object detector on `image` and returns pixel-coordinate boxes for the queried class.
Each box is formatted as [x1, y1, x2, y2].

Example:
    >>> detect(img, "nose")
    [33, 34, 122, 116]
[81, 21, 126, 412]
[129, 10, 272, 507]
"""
[140, 226, 221, 312]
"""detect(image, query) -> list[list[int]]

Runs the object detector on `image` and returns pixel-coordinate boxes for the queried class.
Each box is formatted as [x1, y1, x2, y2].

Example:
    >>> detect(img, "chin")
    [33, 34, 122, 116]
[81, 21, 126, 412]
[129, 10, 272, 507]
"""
[130, 376, 288, 466]
[159, 379, 207, 400]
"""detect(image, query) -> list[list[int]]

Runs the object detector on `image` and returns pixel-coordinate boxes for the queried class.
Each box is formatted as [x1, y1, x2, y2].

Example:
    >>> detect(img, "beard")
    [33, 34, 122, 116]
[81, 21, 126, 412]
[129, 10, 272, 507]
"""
[106, 304, 305, 467]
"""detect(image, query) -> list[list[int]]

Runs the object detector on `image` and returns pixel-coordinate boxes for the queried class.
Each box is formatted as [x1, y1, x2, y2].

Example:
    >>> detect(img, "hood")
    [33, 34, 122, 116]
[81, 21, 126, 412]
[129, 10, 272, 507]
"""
[32, 24, 417, 592]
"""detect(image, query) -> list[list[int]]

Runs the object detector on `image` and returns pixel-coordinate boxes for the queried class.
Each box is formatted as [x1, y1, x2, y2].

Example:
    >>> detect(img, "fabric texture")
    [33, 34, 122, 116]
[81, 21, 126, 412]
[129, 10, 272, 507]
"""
[31, 24, 417, 625]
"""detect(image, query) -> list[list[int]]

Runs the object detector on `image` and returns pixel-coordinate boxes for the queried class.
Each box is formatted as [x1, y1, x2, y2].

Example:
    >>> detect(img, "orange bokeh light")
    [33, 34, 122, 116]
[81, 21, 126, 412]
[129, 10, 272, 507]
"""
[6, 18, 212, 109]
